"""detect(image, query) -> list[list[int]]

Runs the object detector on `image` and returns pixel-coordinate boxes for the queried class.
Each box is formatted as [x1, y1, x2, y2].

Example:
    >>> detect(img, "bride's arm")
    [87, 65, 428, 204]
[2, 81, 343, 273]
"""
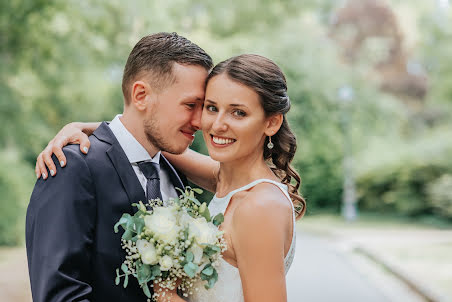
[35, 122, 100, 179]
[35, 123, 219, 192]
[232, 189, 292, 302]
[163, 150, 218, 193]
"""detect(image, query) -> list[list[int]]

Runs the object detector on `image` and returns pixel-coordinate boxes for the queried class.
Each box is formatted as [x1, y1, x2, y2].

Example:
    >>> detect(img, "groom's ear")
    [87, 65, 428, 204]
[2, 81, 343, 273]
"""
[130, 80, 152, 111]
[264, 113, 283, 136]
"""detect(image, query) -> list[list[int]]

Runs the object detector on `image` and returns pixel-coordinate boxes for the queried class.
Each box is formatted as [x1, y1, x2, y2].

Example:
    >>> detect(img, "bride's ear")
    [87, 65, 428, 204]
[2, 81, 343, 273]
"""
[264, 113, 283, 136]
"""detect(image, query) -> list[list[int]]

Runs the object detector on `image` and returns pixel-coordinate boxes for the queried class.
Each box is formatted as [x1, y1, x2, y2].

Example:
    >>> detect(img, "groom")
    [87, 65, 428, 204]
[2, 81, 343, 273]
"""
[26, 32, 212, 301]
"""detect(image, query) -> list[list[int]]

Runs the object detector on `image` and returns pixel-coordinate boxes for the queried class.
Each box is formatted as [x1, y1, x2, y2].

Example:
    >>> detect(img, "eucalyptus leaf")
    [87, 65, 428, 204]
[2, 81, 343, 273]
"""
[115, 275, 120, 285]
[186, 251, 194, 263]
[123, 273, 129, 288]
[142, 283, 151, 298]
[202, 265, 214, 276]
[203, 244, 221, 257]
[122, 229, 134, 240]
[121, 263, 128, 274]
[184, 262, 198, 278]
[137, 263, 152, 284]
[201, 208, 211, 222]
[151, 265, 161, 278]
[205, 268, 218, 289]
[114, 214, 132, 233]
[213, 213, 224, 226]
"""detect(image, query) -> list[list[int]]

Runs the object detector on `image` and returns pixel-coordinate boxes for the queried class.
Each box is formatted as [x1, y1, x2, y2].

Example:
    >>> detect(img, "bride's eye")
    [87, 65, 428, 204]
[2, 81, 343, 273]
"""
[232, 109, 246, 117]
[205, 105, 218, 112]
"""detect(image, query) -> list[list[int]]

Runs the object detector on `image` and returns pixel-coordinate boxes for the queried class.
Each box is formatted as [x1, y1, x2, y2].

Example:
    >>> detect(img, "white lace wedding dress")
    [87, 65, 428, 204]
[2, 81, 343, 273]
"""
[188, 179, 296, 302]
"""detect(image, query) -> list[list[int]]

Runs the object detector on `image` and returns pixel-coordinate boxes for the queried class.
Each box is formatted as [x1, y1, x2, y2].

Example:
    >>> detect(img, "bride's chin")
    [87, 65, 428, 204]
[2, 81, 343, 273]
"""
[208, 151, 234, 163]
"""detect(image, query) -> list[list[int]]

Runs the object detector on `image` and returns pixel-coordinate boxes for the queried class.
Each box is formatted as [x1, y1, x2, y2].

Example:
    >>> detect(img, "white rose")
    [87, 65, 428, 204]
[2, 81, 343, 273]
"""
[179, 211, 195, 228]
[145, 206, 180, 244]
[136, 239, 158, 265]
[159, 255, 173, 271]
[188, 217, 218, 245]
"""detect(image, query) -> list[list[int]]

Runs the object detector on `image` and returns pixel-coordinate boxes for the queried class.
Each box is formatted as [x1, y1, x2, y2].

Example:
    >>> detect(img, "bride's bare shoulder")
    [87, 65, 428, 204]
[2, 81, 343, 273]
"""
[231, 182, 292, 230]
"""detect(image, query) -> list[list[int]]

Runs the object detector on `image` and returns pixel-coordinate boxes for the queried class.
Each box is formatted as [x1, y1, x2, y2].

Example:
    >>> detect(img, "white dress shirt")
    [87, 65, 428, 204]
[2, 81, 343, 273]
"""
[109, 115, 178, 201]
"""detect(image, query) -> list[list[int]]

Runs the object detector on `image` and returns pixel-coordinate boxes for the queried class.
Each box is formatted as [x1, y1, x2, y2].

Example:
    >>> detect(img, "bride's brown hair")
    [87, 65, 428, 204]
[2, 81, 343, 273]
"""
[207, 54, 306, 219]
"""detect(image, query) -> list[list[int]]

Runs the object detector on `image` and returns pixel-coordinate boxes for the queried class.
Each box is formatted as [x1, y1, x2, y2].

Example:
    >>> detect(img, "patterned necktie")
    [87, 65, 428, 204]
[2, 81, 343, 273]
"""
[137, 161, 163, 202]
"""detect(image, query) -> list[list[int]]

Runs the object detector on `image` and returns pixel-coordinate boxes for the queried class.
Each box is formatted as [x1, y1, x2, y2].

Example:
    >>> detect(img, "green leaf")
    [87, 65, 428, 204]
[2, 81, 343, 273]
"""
[123, 273, 129, 288]
[114, 214, 132, 233]
[137, 263, 152, 285]
[202, 264, 214, 276]
[213, 213, 224, 226]
[184, 262, 198, 278]
[192, 187, 203, 194]
[204, 268, 218, 289]
[188, 196, 201, 205]
[186, 250, 194, 263]
[151, 265, 161, 278]
[122, 229, 134, 241]
[176, 187, 186, 198]
[142, 283, 152, 298]
[201, 208, 211, 222]
[203, 244, 221, 257]
[115, 275, 120, 286]
[121, 263, 128, 274]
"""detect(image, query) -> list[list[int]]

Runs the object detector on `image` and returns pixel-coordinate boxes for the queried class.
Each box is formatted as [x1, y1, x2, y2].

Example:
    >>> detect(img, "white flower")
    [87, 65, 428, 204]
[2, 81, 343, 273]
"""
[179, 211, 195, 227]
[188, 217, 218, 245]
[145, 206, 180, 244]
[159, 255, 173, 271]
[136, 239, 158, 265]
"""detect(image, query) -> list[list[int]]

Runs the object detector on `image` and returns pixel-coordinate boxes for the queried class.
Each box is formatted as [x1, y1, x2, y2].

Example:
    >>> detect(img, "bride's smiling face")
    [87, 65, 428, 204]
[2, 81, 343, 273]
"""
[201, 74, 269, 162]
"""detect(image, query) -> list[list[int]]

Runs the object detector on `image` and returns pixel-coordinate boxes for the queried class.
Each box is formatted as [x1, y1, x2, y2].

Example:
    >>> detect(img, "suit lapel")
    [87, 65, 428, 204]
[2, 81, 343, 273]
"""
[94, 123, 146, 207]
[160, 155, 185, 192]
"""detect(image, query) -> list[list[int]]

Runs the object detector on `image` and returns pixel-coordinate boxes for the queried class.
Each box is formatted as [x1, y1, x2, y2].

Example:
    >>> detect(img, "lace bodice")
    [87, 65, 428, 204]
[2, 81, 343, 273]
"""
[188, 179, 296, 302]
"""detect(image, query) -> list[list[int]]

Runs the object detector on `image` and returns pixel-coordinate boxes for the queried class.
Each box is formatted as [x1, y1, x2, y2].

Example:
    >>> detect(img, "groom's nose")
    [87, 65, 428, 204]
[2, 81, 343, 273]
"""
[190, 104, 202, 130]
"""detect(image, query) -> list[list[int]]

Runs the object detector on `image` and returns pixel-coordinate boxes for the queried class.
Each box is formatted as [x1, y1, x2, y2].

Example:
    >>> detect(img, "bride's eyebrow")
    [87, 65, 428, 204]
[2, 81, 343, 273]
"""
[205, 99, 249, 109]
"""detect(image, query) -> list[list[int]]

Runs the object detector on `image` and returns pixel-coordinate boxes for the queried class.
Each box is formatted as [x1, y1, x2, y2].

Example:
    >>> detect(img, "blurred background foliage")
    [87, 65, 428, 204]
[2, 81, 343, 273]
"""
[1, 0, 451, 245]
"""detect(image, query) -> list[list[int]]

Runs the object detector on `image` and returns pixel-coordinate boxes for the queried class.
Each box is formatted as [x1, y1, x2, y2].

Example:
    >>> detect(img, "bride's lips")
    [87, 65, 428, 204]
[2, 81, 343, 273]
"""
[210, 135, 236, 148]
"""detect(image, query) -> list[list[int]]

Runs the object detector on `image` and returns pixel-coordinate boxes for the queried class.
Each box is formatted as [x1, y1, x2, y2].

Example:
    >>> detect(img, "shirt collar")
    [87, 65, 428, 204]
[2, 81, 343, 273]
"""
[109, 114, 160, 164]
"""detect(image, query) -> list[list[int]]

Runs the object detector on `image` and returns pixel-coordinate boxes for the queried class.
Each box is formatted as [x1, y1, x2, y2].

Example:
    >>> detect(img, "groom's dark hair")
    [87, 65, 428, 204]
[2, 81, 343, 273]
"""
[122, 32, 213, 104]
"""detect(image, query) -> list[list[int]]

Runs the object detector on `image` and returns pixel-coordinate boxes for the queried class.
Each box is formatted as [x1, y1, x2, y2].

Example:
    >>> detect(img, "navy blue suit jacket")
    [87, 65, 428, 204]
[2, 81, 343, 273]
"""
[26, 122, 186, 302]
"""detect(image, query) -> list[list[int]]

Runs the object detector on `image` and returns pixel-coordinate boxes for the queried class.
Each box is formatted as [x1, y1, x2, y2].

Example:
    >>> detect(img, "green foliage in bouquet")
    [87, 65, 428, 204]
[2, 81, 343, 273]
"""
[113, 187, 226, 300]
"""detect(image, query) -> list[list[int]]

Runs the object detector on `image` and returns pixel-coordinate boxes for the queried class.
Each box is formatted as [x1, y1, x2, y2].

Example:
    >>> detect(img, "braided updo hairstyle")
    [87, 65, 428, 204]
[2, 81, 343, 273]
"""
[207, 54, 306, 219]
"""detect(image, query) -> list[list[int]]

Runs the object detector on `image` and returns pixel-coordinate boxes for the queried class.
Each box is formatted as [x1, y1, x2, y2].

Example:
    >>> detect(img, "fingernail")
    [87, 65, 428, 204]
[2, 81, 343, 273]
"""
[60, 161, 65, 167]
[42, 173, 47, 179]
[50, 170, 55, 176]
[83, 147, 89, 154]
[36, 173, 40, 179]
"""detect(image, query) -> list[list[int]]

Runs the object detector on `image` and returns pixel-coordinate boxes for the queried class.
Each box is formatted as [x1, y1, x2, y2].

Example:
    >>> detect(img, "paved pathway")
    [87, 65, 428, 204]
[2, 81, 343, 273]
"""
[286, 232, 425, 302]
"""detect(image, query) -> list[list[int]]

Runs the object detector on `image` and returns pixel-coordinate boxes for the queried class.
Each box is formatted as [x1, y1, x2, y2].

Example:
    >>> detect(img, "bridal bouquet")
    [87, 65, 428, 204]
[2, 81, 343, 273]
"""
[114, 187, 226, 301]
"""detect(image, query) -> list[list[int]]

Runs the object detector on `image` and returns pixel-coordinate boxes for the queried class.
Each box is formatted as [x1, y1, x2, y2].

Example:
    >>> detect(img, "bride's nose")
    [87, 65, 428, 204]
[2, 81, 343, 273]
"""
[212, 114, 228, 133]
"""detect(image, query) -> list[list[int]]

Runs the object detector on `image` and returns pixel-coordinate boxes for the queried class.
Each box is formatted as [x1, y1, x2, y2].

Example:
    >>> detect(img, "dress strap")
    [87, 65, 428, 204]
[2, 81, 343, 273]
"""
[232, 178, 290, 202]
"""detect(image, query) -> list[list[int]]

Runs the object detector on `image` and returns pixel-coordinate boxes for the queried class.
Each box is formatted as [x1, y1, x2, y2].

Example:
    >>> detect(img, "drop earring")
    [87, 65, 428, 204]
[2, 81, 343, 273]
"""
[267, 136, 274, 149]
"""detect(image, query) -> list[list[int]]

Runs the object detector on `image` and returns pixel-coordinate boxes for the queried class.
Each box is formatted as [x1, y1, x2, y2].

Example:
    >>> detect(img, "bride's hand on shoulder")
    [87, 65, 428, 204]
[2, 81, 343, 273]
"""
[232, 187, 292, 302]
[36, 122, 99, 179]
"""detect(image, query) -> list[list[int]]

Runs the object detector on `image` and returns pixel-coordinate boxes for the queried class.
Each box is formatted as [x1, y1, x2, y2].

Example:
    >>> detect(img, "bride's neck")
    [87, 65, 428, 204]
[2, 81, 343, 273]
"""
[215, 152, 276, 196]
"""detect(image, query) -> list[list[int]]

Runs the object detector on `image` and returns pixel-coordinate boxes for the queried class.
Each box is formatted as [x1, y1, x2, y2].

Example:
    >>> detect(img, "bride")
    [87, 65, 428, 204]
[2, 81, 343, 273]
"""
[35, 54, 305, 302]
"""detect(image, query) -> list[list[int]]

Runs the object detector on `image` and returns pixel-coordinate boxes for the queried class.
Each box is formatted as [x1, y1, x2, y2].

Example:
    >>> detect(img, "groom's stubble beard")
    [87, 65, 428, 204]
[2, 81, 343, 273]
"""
[143, 116, 188, 155]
